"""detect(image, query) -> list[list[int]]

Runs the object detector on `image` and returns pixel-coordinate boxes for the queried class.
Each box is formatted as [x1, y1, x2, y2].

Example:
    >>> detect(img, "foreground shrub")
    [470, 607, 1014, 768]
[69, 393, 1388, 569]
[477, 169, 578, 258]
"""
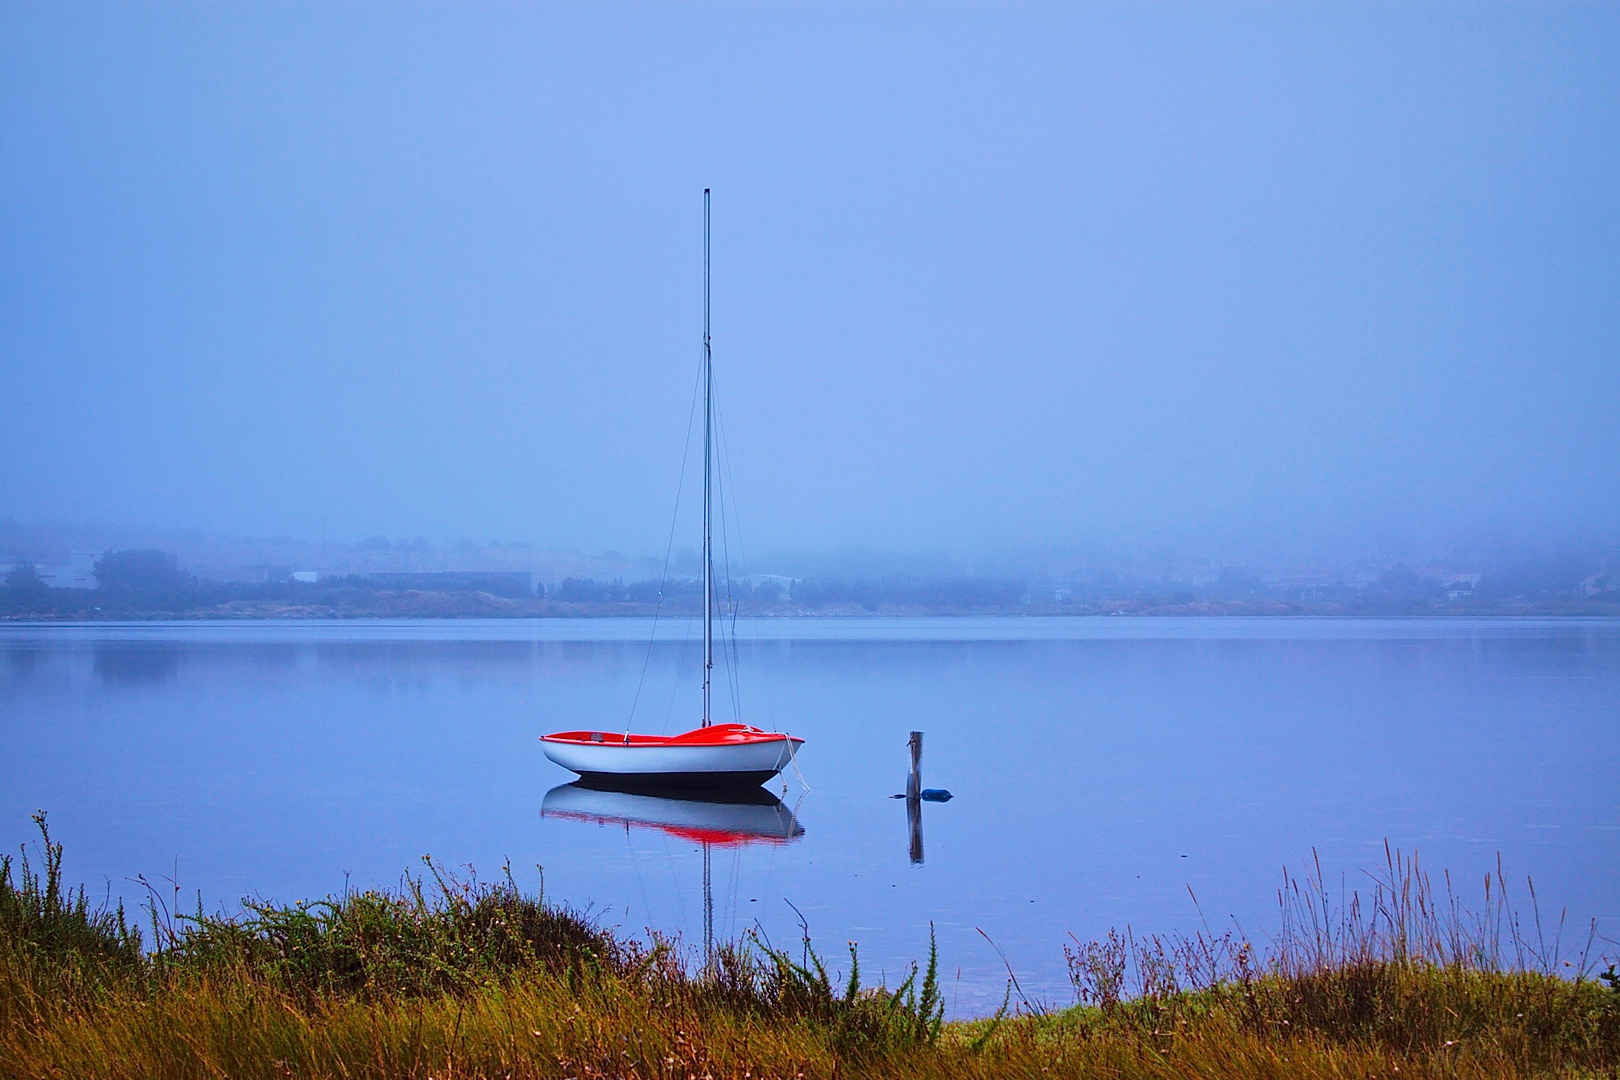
[1, 818, 1615, 1079]
[150, 860, 628, 1001]
[0, 812, 142, 1010]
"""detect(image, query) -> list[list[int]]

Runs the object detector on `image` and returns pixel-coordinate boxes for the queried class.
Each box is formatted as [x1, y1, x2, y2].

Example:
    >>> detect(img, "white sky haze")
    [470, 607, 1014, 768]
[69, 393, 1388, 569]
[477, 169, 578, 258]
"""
[2, 3, 1616, 558]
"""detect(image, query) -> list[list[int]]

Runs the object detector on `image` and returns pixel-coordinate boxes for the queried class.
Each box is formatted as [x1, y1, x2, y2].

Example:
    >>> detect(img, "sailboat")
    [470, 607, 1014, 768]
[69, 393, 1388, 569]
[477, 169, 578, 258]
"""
[540, 191, 805, 790]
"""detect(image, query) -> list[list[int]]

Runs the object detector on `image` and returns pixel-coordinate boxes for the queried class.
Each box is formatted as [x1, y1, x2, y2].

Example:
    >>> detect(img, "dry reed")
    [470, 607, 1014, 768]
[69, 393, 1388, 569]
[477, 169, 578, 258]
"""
[3, 818, 1615, 1080]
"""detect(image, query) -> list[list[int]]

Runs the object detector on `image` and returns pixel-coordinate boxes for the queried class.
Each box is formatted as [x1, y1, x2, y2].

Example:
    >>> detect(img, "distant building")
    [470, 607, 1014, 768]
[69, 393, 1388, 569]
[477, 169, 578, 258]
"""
[38, 551, 101, 589]
[1443, 573, 1481, 601]
[743, 574, 797, 599]
[292, 571, 319, 583]
[242, 564, 294, 583]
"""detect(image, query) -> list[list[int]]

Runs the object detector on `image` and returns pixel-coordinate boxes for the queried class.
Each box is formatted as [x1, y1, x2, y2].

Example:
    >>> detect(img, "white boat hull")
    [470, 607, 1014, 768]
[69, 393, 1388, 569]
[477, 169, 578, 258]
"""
[541, 727, 801, 787]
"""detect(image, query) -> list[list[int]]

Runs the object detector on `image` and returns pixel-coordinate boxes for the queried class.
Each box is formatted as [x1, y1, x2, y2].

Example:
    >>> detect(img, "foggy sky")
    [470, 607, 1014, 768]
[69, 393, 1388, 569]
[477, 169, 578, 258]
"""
[2, 3, 1617, 559]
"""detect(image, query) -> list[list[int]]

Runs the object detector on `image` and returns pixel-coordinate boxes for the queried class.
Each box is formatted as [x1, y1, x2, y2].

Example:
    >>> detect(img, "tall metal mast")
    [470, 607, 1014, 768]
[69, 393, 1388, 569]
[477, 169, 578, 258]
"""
[702, 189, 713, 728]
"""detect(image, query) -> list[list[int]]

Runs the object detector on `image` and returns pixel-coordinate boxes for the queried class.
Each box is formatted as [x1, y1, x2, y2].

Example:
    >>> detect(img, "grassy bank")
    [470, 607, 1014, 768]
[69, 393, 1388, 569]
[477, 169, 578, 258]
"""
[3, 815, 1615, 1079]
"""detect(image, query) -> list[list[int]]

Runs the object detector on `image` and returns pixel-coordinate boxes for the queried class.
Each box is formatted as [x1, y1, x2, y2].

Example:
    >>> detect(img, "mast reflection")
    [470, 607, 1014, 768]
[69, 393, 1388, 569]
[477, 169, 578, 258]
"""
[542, 782, 805, 964]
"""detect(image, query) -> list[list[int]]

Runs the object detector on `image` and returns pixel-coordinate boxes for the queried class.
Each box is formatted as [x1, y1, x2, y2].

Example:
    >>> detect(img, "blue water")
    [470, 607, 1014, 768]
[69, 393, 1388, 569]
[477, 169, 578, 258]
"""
[2, 617, 1617, 1014]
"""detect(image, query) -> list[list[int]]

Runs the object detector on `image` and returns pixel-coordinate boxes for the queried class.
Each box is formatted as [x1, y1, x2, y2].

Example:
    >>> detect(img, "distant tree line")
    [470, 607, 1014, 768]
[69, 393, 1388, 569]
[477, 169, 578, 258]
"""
[2, 548, 1615, 618]
[553, 578, 686, 604]
[0, 550, 548, 616]
[787, 577, 1025, 611]
[548, 576, 1028, 612]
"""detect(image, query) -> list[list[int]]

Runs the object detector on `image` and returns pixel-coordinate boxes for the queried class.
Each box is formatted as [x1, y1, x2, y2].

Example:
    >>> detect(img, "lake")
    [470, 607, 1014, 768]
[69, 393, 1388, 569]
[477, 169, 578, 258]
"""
[2, 616, 1617, 1015]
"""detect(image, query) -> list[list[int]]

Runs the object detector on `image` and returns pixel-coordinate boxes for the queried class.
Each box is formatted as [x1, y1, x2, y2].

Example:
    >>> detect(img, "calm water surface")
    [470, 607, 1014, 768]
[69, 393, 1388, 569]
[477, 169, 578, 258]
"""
[2, 617, 1617, 1014]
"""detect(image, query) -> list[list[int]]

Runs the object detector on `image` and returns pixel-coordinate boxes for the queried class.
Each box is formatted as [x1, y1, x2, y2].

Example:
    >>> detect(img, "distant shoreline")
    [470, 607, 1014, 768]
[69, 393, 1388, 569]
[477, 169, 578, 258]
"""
[5, 595, 1619, 622]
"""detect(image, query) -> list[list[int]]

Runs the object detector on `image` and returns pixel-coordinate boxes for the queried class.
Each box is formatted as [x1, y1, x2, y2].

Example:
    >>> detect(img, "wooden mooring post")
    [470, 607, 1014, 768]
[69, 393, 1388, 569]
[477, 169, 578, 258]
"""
[907, 731, 923, 799]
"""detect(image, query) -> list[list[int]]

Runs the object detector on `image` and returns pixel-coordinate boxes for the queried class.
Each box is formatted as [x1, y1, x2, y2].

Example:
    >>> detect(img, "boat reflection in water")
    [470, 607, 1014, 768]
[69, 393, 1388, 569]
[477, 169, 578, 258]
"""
[542, 782, 805, 846]
[542, 782, 805, 961]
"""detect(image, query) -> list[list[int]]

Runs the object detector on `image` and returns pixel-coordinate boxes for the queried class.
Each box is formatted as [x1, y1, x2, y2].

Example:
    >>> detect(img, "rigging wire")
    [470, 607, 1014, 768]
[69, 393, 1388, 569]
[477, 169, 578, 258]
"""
[711, 385, 749, 726]
[625, 821, 657, 938]
[712, 398, 740, 725]
[720, 404, 751, 723]
[725, 847, 744, 945]
[627, 353, 706, 733]
[661, 606, 697, 734]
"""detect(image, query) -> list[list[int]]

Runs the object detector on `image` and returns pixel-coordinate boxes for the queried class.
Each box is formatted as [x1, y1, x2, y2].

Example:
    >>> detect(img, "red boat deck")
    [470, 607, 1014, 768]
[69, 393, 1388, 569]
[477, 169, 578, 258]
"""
[541, 722, 801, 748]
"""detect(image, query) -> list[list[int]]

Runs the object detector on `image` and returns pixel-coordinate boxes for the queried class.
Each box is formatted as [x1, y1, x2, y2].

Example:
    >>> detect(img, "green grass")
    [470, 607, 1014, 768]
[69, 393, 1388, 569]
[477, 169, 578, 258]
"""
[2, 816, 1615, 1079]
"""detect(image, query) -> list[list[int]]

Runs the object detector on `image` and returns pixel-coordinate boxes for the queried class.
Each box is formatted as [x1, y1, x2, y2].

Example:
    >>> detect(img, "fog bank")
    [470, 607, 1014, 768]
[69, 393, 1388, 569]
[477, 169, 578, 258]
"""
[2, 4, 1616, 554]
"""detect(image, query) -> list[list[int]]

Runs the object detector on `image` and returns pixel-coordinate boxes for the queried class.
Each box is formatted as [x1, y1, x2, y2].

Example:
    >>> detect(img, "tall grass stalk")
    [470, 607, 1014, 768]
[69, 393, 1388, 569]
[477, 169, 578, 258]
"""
[0, 812, 142, 1019]
[1061, 842, 1618, 1070]
[2, 816, 1615, 1079]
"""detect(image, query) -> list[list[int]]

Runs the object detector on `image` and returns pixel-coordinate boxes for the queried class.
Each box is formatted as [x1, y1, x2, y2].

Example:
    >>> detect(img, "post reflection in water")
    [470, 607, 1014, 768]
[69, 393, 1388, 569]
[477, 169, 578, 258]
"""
[897, 731, 953, 865]
[906, 731, 924, 864]
[541, 783, 805, 964]
[907, 795, 923, 865]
